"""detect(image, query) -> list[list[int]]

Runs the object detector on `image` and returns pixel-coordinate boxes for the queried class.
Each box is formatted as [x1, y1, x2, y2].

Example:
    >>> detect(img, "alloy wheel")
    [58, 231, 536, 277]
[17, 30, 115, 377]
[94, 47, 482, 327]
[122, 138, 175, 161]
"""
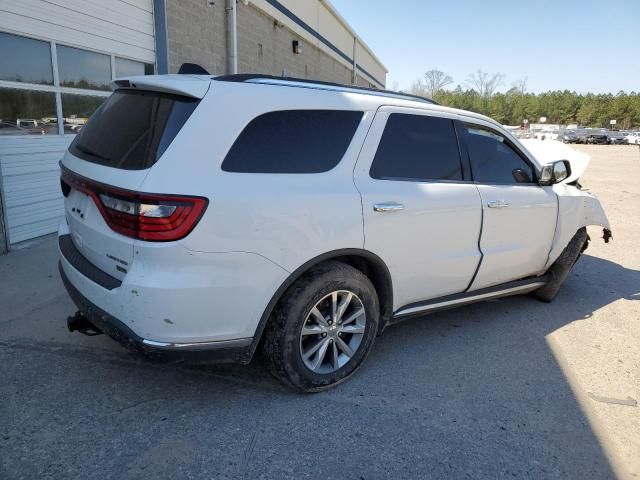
[299, 290, 367, 374]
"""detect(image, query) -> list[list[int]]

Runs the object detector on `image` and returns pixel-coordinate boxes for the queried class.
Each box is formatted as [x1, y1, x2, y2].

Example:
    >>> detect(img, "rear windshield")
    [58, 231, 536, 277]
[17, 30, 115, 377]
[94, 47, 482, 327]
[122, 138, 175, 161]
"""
[69, 90, 199, 170]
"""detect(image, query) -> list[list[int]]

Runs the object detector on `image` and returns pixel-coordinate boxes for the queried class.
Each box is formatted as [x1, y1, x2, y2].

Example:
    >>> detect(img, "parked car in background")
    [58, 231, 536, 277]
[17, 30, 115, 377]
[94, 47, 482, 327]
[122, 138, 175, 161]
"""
[512, 130, 534, 140]
[58, 72, 612, 391]
[626, 132, 640, 145]
[41, 122, 85, 135]
[607, 132, 628, 145]
[16, 118, 39, 128]
[585, 132, 608, 144]
[559, 130, 579, 143]
[0, 120, 43, 135]
[533, 129, 558, 141]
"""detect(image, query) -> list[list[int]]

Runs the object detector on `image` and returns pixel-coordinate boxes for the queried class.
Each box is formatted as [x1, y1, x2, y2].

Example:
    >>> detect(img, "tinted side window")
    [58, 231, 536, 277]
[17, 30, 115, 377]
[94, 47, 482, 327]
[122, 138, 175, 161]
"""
[222, 110, 363, 173]
[464, 125, 534, 183]
[370, 114, 463, 181]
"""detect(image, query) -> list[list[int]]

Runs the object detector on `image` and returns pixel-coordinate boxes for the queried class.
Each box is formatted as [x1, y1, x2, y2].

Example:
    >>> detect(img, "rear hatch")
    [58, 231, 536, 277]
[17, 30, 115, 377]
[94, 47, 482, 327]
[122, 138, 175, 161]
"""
[60, 76, 208, 281]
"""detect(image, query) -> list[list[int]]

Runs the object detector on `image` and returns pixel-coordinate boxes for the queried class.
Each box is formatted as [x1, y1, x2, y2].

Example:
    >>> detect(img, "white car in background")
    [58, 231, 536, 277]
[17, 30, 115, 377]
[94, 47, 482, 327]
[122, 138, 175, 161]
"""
[533, 129, 558, 141]
[58, 71, 612, 391]
[626, 132, 640, 145]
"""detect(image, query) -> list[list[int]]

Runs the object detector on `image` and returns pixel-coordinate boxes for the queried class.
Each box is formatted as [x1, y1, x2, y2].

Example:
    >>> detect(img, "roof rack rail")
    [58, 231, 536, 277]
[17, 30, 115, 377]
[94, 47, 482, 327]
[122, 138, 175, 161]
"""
[212, 74, 437, 105]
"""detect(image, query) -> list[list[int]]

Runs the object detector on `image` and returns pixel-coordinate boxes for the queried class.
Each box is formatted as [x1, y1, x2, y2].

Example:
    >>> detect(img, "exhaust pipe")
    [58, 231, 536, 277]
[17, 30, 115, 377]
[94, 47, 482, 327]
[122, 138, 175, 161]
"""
[67, 311, 103, 336]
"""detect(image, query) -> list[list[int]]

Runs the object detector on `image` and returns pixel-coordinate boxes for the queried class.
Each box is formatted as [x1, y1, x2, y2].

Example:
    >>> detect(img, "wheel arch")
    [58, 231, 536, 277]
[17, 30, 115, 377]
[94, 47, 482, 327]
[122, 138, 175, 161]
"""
[245, 248, 394, 362]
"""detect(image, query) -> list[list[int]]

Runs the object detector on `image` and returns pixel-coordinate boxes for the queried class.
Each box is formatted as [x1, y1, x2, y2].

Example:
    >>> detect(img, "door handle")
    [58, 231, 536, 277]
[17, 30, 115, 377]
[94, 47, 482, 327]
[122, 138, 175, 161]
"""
[487, 200, 510, 208]
[373, 202, 404, 213]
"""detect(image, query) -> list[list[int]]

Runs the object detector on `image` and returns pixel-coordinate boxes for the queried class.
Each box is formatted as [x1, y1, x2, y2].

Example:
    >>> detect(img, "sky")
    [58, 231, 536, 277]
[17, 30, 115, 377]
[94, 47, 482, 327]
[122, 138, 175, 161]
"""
[331, 0, 640, 94]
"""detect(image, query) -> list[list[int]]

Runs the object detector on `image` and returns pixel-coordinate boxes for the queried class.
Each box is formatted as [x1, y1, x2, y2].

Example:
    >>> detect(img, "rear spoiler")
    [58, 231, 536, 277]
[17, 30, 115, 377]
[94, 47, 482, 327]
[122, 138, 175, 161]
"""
[111, 74, 211, 99]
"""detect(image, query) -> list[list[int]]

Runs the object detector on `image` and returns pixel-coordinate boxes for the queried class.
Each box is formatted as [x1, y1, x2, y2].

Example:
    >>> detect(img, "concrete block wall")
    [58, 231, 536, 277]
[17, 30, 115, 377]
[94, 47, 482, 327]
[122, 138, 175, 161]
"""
[236, 2, 352, 84]
[165, 0, 373, 87]
[166, 0, 227, 75]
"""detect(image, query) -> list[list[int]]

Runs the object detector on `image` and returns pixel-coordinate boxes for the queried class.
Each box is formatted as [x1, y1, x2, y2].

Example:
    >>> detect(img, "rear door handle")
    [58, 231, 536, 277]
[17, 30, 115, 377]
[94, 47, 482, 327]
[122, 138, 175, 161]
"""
[373, 202, 404, 213]
[487, 200, 510, 208]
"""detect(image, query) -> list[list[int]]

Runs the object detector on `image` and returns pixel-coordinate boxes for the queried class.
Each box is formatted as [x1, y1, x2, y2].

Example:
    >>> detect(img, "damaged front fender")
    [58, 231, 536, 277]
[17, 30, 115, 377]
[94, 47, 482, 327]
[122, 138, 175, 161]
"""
[545, 184, 612, 269]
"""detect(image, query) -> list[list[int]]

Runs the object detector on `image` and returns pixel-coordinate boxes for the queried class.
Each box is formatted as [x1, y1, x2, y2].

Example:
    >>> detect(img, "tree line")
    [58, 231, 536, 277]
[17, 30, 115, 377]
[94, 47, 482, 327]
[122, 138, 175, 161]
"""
[407, 70, 640, 129]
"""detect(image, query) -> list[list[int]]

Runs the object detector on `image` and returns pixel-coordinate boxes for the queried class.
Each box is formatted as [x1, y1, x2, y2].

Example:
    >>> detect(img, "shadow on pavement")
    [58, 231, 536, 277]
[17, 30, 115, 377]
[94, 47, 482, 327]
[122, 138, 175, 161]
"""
[1, 254, 637, 479]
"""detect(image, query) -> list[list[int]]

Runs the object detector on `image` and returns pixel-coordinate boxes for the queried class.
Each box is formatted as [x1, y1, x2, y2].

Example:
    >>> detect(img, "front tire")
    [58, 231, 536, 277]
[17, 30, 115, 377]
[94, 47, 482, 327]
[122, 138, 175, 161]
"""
[533, 228, 589, 303]
[262, 261, 379, 392]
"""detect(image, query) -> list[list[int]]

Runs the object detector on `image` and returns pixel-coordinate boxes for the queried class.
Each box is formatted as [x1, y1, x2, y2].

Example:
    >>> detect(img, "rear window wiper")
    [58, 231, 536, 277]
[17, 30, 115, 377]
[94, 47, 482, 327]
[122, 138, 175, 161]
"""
[74, 143, 111, 163]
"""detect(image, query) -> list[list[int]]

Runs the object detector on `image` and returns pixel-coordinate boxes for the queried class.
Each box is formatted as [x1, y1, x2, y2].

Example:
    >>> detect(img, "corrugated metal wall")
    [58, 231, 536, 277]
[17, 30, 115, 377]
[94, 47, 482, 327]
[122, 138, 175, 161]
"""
[0, 0, 156, 63]
[0, 187, 7, 253]
[0, 136, 72, 245]
[0, 0, 156, 248]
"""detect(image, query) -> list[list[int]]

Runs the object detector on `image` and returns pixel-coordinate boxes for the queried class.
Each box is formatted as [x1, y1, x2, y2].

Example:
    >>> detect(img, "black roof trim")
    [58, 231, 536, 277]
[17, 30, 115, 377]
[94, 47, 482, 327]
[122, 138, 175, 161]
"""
[178, 63, 210, 75]
[213, 74, 437, 105]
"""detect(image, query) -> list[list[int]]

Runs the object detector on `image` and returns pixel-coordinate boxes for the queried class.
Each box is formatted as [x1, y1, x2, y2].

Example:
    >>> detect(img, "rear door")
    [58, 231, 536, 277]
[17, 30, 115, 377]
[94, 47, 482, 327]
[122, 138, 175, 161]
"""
[354, 107, 483, 310]
[61, 89, 200, 280]
[460, 122, 557, 290]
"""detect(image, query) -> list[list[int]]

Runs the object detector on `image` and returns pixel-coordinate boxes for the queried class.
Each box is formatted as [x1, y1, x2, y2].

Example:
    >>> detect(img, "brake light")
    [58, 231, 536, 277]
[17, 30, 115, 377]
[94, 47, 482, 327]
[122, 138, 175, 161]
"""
[61, 167, 208, 242]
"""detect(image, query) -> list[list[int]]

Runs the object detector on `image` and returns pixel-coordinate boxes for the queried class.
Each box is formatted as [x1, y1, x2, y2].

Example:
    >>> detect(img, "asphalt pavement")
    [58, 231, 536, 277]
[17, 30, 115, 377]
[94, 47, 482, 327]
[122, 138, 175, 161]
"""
[1, 144, 638, 479]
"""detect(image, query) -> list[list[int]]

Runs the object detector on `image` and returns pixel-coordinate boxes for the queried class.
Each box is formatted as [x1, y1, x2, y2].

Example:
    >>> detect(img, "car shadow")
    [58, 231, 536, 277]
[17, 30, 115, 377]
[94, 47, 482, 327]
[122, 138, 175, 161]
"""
[2, 254, 636, 479]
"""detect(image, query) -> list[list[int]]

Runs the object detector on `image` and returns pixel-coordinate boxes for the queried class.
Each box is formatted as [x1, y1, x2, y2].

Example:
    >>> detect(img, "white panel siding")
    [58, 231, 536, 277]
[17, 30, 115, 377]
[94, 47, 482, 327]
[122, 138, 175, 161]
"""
[0, 136, 73, 245]
[0, 0, 155, 63]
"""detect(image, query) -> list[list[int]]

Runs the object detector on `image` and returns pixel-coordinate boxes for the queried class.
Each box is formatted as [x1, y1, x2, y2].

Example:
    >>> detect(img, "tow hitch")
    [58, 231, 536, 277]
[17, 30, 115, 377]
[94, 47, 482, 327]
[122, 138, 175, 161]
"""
[67, 311, 103, 336]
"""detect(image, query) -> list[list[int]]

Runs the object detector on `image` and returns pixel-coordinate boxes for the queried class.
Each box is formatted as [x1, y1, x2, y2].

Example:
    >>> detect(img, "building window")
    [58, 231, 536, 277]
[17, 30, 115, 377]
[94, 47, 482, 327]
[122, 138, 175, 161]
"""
[0, 88, 57, 135]
[61, 94, 107, 133]
[0, 32, 53, 85]
[115, 57, 154, 78]
[57, 45, 112, 91]
[0, 30, 154, 135]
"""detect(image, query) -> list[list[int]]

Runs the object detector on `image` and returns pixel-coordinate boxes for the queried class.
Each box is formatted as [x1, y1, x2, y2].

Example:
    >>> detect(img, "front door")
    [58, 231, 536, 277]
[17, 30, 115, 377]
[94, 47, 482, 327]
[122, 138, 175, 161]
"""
[354, 108, 483, 310]
[460, 123, 557, 290]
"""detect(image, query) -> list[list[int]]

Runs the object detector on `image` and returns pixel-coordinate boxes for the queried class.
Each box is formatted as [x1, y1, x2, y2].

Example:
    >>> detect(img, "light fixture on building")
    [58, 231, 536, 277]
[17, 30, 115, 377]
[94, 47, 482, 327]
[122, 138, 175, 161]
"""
[292, 40, 301, 54]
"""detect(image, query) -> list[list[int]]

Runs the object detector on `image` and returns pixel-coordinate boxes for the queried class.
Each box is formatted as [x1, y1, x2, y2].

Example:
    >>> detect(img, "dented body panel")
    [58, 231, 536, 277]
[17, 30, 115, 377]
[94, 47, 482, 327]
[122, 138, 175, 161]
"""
[545, 183, 611, 269]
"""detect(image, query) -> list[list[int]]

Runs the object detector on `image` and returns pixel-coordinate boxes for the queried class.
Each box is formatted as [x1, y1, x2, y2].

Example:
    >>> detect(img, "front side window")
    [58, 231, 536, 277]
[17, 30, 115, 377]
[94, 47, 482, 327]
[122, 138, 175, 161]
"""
[222, 110, 363, 173]
[57, 45, 111, 91]
[464, 124, 534, 184]
[370, 113, 463, 181]
[0, 32, 53, 85]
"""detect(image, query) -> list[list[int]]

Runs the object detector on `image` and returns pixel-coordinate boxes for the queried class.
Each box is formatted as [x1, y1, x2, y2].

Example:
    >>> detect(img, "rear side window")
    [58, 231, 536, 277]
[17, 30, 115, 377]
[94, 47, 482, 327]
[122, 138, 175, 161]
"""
[370, 114, 463, 181]
[464, 124, 534, 183]
[69, 90, 199, 170]
[222, 110, 363, 173]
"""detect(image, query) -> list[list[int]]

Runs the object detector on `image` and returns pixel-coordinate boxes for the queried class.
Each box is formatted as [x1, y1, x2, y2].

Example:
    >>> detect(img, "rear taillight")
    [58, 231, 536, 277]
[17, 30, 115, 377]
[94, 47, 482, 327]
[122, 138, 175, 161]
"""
[61, 167, 208, 242]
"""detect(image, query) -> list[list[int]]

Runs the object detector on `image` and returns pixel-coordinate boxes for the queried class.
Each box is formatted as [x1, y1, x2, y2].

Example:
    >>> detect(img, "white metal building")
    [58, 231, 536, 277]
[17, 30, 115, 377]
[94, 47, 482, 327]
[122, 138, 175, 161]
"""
[0, 0, 387, 252]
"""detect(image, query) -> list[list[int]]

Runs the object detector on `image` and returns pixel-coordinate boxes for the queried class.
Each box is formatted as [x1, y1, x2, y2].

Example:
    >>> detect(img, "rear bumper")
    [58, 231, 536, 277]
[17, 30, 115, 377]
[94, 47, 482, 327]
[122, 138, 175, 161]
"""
[59, 261, 253, 363]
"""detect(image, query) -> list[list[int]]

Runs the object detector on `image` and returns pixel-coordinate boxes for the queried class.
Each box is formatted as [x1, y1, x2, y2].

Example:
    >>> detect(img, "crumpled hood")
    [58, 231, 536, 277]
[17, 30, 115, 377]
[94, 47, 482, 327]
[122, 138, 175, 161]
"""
[520, 139, 590, 184]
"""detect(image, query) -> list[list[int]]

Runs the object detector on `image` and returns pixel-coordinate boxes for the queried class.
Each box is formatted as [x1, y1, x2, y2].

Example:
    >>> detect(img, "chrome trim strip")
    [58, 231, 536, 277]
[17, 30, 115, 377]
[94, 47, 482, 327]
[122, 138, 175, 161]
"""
[142, 337, 253, 351]
[394, 281, 546, 318]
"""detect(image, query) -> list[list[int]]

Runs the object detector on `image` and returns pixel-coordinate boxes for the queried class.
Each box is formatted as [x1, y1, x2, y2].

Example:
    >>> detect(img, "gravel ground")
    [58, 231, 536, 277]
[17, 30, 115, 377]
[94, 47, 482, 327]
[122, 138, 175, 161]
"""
[0, 144, 638, 479]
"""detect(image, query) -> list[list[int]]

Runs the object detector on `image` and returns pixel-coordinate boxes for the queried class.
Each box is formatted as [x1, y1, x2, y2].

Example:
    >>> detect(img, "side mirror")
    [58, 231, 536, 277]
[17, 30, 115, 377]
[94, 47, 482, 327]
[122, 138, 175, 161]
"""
[539, 160, 571, 186]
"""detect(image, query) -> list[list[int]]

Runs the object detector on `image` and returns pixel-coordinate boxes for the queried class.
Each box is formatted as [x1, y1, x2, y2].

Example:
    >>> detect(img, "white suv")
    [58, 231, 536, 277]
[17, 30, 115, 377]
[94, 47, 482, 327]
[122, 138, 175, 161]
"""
[59, 72, 611, 391]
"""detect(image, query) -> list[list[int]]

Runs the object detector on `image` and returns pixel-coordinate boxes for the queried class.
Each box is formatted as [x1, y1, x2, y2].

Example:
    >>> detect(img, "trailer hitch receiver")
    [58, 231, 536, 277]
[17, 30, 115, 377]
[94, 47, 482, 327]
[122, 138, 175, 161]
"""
[67, 311, 103, 336]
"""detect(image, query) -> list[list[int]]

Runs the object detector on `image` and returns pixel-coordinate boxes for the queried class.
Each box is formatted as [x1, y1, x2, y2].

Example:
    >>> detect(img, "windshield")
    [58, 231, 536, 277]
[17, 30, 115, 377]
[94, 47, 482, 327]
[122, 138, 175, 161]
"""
[69, 90, 199, 170]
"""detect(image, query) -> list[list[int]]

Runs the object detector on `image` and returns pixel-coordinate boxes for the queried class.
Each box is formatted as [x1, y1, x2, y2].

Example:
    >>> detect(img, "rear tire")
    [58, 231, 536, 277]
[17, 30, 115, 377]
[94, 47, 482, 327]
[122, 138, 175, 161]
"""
[533, 228, 589, 303]
[262, 261, 379, 392]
